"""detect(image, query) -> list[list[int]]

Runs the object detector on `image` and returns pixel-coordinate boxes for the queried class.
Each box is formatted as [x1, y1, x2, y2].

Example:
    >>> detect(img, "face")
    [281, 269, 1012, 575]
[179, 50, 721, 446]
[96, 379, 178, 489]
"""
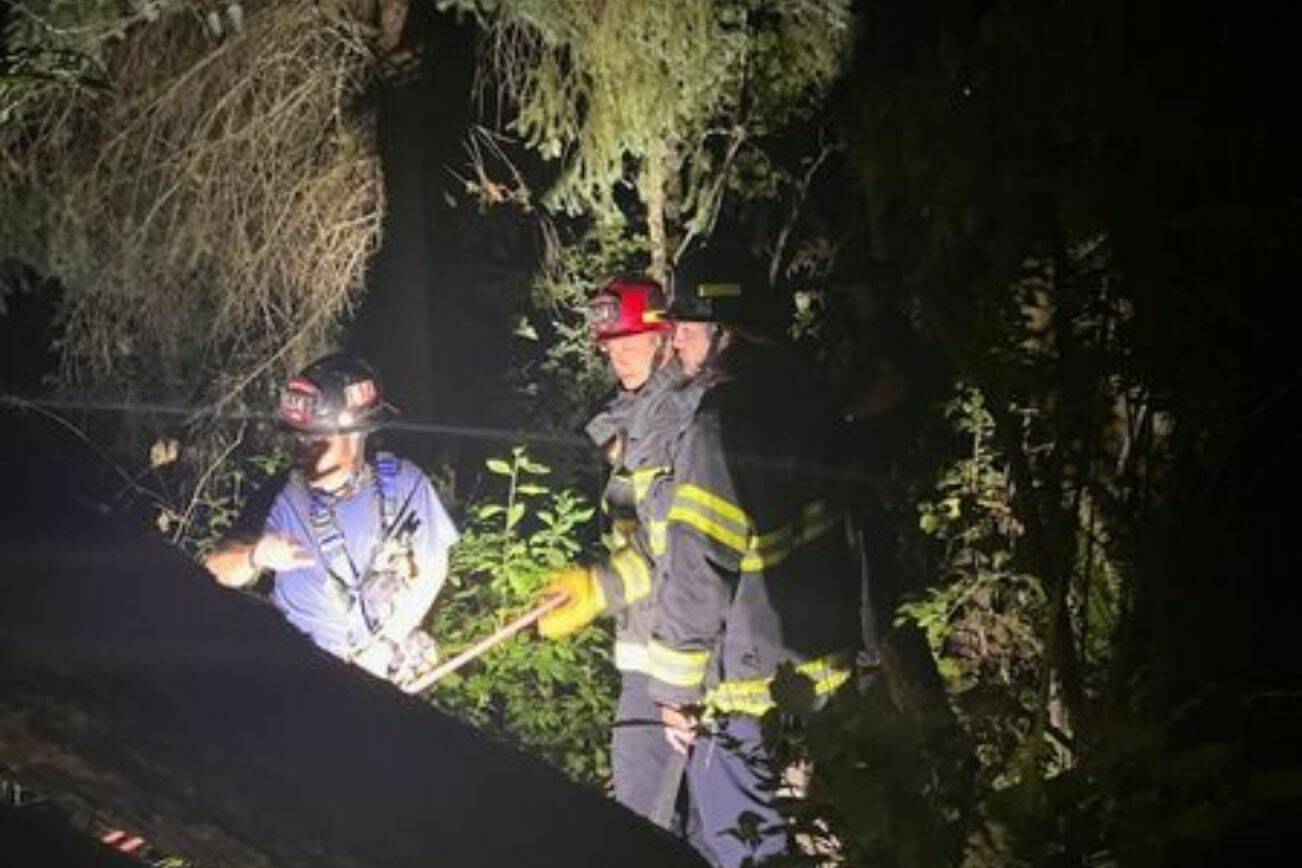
[672, 321, 716, 377]
[601, 330, 665, 390]
[295, 432, 366, 490]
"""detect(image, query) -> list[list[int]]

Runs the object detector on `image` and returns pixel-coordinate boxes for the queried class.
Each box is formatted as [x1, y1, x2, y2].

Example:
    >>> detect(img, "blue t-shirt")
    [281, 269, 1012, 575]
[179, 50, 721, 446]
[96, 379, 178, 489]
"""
[262, 457, 458, 658]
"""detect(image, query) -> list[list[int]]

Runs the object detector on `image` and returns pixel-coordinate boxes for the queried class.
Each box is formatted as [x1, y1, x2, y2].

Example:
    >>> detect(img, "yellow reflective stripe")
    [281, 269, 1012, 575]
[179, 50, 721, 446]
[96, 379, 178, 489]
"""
[628, 466, 669, 502]
[795, 502, 838, 545]
[739, 501, 840, 573]
[647, 640, 710, 687]
[648, 519, 667, 556]
[614, 641, 651, 673]
[668, 493, 839, 569]
[706, 687, 772, 717]
[705, 652, 853, 716]
[668, 485, 750, 554]
[698, 282, 743, 298]
[754, 524, 794, 549]
[610, 547, 652, 604]
[668, 505, 749, 553]
[610, 518, 636, 548]
[676, 484, 750, 528]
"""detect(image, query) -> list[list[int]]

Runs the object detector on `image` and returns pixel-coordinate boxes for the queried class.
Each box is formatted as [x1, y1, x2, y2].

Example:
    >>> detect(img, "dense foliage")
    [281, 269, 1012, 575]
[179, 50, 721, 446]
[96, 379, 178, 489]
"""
[426, 448, 616, 785]
[1, 0, 382, 516]
[2, 0, 1294, 864]
[441, 0, 850, 272]
[444, 0, 854, 428]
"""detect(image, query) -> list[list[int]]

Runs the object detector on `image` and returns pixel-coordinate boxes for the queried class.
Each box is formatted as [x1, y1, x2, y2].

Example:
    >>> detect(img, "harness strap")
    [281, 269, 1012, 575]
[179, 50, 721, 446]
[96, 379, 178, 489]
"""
[373, 451, 399, 529]
[301, 453, 403, 639]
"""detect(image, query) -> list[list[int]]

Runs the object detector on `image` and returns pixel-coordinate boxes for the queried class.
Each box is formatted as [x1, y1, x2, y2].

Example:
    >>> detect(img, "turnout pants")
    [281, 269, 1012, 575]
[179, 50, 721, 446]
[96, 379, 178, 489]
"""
[685, 715, 787, 867]
[612, 673, 685, 828]
[613, 677, 787, 865]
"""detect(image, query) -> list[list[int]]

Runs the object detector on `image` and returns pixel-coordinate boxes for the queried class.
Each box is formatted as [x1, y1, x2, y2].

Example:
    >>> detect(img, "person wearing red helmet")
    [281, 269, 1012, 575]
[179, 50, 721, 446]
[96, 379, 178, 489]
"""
[537, 276, 709, 830]
[204, 353, 458, 690]
[583, 275, 674, 387]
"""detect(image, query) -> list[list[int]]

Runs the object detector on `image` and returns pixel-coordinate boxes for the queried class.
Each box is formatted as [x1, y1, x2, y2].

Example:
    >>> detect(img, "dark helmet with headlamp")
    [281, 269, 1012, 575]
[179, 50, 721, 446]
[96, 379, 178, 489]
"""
[277, 352, 396, 436]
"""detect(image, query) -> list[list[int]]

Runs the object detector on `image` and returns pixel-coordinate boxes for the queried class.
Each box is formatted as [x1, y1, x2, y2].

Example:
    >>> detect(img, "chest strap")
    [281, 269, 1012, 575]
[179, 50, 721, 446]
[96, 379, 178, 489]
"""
[305, 452, 401, 590]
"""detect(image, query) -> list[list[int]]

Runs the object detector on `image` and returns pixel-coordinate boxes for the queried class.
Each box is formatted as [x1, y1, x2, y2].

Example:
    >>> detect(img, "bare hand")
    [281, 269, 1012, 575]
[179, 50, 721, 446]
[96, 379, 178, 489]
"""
[251, 533, 314, 572]
[659, 704, 698, 755]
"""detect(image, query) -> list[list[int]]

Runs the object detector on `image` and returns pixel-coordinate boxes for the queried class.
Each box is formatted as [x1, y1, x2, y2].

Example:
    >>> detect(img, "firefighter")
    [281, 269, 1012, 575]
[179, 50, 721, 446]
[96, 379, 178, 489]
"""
[652, 245, 863, 866]
[204, 352, 459, 689]
[537, 276, 708, 829]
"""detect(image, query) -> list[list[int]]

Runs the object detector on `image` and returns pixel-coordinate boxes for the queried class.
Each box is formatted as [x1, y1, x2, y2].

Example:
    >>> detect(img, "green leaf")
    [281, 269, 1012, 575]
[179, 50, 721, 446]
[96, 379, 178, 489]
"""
[507, 567, 532, 595]
[517, 483, 549, 496]
[486, 458, 513, 475]
[506, 502, 525, 530]
[519, 458, 551, 475]
[476, 503, 506, 519]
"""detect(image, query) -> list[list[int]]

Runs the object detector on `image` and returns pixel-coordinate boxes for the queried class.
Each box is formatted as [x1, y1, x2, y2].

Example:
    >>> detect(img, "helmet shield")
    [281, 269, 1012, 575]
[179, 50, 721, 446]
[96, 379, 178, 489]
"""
[585, 294, 625, 335]
[277, 353, 396, 435]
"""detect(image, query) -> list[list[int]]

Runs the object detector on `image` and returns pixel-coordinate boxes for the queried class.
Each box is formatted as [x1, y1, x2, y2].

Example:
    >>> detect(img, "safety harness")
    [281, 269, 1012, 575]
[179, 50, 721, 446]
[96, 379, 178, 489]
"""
[297, 452, 416, 643]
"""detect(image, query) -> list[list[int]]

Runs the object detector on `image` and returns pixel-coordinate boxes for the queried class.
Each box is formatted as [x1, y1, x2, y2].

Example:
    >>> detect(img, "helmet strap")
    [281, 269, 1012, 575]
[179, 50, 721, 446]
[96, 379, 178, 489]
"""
[705, 324, 731, 369]
[651, 332, 673, 373]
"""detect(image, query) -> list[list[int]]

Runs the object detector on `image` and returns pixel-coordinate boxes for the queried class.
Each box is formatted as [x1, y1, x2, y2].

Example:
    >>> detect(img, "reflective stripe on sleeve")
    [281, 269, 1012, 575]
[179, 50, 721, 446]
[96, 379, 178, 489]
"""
[648, 519, 668, 556]
[628, 466, 669, 502]
[740, 501, 841, 573]
[647, 639, 711, 688]
[706, 651, 854, 716]
[610, 546, 652, 604]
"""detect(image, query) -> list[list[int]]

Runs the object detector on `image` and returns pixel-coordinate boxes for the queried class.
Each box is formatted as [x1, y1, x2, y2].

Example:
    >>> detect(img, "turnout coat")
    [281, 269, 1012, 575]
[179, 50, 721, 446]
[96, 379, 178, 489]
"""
[644, 350, 863, 715]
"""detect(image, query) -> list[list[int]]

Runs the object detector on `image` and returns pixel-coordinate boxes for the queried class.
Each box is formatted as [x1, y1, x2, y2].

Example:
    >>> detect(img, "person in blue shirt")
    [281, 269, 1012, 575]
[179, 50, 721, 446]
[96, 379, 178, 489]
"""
[204, 353, 458, 689]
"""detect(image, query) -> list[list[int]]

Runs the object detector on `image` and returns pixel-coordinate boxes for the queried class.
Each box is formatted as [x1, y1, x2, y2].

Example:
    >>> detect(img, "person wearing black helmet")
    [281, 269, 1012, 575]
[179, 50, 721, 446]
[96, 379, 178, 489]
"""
[648, 243, 863, 866]
[204, 352, 458, 690]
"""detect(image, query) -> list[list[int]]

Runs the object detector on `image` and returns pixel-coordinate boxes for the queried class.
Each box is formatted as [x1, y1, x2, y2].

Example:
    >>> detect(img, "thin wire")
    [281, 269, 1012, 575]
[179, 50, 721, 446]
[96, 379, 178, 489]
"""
[1, 393, 873, 484]
[1, 394, 590, 449]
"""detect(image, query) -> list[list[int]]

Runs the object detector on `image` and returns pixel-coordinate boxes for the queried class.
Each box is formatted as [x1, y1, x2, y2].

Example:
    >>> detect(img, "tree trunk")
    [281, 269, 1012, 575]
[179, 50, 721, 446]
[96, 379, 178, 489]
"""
[644, 140, 669, 286]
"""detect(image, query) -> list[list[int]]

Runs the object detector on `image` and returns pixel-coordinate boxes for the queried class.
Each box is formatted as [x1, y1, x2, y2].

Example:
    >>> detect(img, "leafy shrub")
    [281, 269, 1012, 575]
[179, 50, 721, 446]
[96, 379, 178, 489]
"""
[425, 447, 618, 786]
[163, 435, 289, 559]
[899, 386, 1053, 789]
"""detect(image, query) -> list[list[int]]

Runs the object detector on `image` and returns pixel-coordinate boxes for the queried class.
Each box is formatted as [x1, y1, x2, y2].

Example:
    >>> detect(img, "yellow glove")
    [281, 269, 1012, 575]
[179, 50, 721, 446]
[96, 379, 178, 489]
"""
[538, 566, 606, 640]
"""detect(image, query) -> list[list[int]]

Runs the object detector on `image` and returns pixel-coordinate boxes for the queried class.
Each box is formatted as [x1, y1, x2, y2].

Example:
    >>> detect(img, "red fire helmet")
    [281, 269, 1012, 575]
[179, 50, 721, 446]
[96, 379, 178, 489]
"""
[586, 277, 671, 341]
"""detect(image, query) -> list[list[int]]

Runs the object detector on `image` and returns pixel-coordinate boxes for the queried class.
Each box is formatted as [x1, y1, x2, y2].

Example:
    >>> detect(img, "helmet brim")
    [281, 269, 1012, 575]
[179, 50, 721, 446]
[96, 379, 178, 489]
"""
[277, 401, 399, 436]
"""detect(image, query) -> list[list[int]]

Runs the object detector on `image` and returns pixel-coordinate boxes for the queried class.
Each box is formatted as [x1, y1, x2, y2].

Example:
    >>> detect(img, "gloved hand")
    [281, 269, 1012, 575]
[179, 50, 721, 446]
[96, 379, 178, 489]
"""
[538, 565, 606, 639]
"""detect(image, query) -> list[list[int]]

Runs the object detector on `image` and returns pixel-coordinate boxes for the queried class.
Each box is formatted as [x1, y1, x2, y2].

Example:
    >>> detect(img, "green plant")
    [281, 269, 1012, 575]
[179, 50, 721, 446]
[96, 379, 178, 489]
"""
[165, 433, 289, 559]
[895, 387, 1050, 790]
[3, 1, 380, 429]
[426, 447, 617, 786]
[442, 0, 851, 277]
